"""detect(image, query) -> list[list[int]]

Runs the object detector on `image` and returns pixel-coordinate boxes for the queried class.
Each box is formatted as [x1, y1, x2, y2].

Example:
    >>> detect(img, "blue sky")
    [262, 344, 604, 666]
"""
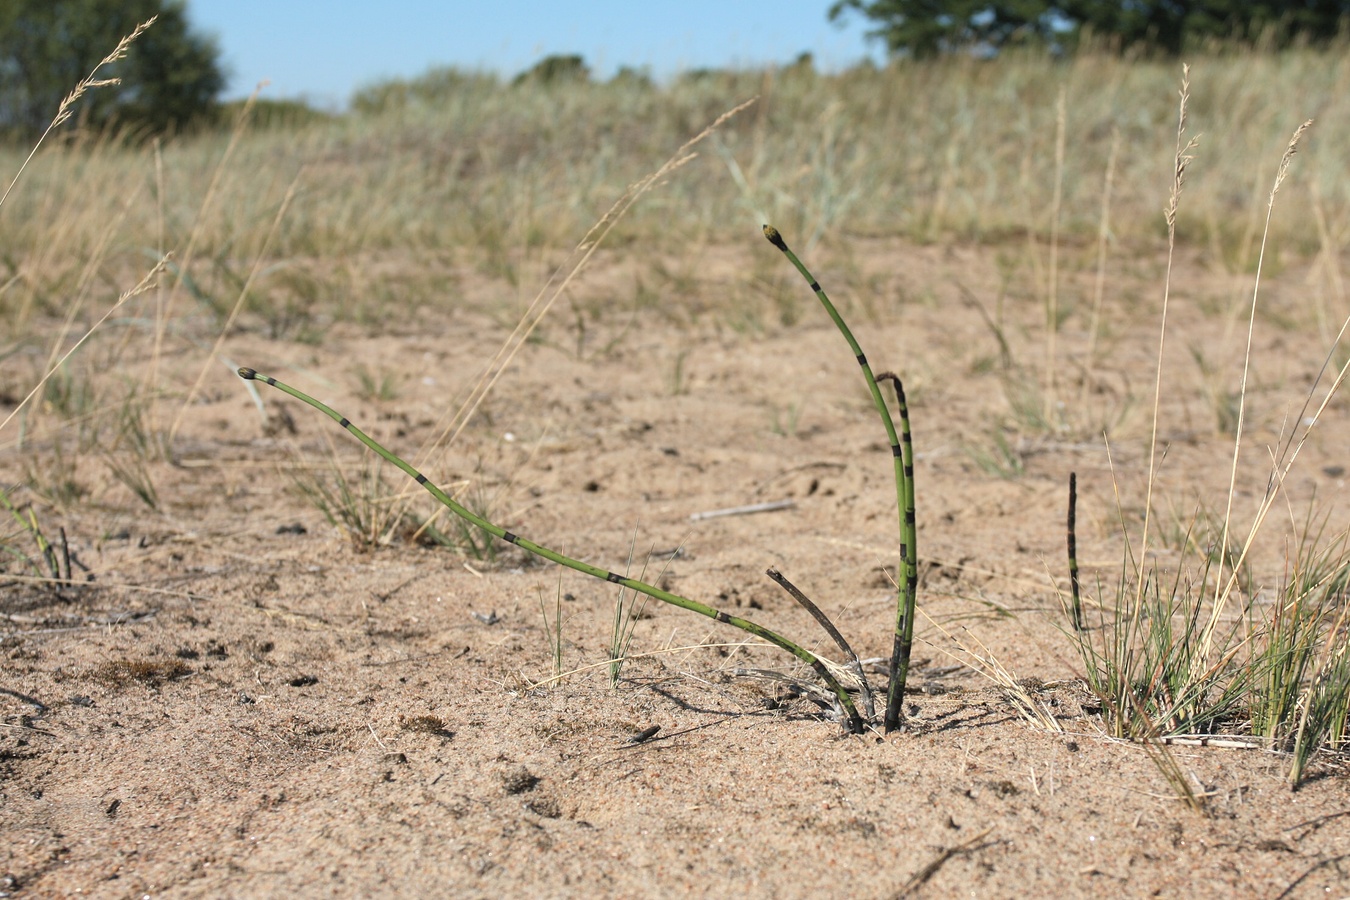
[186, 1, 884, 108]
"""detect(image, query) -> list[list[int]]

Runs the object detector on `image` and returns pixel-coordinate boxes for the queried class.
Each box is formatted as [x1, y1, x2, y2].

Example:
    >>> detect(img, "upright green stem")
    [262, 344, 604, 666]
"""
[762, 225, 917, 732]
[1067, 472, 1083, 631]
[876, 371, 918, 725]
[237, 367, 865, 733]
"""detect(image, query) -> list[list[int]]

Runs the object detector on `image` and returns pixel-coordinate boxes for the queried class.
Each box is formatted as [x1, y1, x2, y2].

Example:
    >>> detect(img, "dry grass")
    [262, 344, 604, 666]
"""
[5, 46, 1346, 476]
[3, 46, 1349, 329]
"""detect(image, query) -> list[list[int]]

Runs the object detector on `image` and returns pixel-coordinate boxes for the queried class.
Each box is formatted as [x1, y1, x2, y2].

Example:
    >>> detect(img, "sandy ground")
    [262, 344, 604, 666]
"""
[3, 237, 1350, 897]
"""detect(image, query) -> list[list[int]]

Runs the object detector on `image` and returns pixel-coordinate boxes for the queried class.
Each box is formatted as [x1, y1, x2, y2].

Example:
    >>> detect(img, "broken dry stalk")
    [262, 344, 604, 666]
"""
[766, 566, 874, 719]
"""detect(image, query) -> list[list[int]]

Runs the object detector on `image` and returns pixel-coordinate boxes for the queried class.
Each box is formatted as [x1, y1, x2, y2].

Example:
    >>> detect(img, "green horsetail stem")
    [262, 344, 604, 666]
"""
[236, 367, 865, 734]
[875, 371, 918, 720]
[762, 225, 917, 733]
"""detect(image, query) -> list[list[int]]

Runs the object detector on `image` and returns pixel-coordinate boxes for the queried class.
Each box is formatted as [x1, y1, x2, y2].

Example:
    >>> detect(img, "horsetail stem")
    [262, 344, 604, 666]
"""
[236, 366, 865, 734]
[875, 371, 918, 724]
[1067, 472, 1083, 631]
[762, 225, 917, 733]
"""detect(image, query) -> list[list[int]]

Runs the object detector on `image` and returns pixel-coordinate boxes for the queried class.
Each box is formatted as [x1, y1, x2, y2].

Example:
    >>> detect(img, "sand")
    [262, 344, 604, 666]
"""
[3, 237, 1349, 897]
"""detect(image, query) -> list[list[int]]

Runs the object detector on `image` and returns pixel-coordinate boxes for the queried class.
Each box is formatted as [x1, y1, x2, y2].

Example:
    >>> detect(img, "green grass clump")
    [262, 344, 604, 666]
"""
[1061, 87, 1350, 789]
[288, 453, 408, 550]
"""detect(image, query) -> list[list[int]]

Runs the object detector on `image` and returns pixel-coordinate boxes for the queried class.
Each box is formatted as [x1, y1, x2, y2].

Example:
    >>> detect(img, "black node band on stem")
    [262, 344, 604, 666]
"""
[503, 532, 518, 544]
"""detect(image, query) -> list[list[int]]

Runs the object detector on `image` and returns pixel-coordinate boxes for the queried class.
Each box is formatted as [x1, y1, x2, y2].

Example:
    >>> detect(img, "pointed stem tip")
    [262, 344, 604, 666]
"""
[762, 224, 786, 251]
[238, 367, 257, 379]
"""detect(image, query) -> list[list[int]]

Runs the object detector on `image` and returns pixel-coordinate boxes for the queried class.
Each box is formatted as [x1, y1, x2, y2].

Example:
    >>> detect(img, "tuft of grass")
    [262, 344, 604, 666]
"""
[103, 389, 169, 510]
[606, 538, 651, 688]
[1062, 88, 1348, 788]
[354, 365, 401, 403]
[289, 450, 408, 550]
[1288, 612, 1350, 783]
[1069, 553, 1252, 739]
[0, 488, 73, 591]
[965, 427, 1026, 480]
[768, 400, 805, 438]
[1189, 344, 1243, 435]
[538, 573, 567, 681]
[418, 471, 504, 562]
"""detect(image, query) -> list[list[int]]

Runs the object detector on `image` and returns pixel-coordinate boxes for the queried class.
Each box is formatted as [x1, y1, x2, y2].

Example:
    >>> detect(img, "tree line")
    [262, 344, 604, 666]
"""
[831, 1, 1350, 58]
[3, 0, 1347, 138]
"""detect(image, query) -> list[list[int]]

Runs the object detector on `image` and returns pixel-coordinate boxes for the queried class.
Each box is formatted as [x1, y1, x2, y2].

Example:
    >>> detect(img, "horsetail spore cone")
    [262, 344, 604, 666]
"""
[762, 225, 918, 733]
[236, 366, 865, 733]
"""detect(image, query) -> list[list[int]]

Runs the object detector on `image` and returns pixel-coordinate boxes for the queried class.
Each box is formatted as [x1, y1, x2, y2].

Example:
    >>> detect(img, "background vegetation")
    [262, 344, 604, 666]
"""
[1, 44, 1346, 335]
[832, 0, 1350, 57]
[0, 0, 223, 137]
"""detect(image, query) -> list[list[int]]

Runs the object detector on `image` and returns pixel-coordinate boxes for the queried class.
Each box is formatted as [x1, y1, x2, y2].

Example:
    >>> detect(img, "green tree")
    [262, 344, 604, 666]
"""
[0, 0, 224, 137]
[512, 55, 590, 87]
[830, 0, 1060, 57]
[830, 1, 1350, 57]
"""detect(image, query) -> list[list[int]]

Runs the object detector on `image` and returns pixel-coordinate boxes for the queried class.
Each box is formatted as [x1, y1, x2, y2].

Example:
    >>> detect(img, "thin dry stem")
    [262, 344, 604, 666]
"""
[36, 180, 146, 413]
[1086, 127, 1120, 363]
[1201, 119, 1315, 663]
[1204, 314, 1350, 636]
[919, 607, 1063, 733]
[172, 167, 305, 439]
[0, 18, 156, 214]
[1310, 180, 1348, 344]
[406, 98, 758, 539]
[1138, 64, 1198, 612]
[0, 257, 171, 438]
[1044, 85, 1067, 424]
[149, 81, 270, 433]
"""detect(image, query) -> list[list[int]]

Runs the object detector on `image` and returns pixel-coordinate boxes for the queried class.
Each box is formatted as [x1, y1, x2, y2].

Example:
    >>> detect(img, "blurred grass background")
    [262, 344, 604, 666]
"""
[2, 46, 1345, 335]
[1, 44, 1346, 519]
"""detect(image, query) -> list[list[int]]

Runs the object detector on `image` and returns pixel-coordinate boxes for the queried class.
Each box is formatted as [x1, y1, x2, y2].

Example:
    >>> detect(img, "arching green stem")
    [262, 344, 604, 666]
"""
[237, 367, 865, 734]
[761, 225, 918, 732]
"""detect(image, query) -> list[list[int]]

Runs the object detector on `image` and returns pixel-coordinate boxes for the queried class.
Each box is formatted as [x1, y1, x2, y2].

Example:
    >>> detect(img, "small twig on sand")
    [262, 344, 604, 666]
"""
[892, 827, 997, 898]
[689, 499, 794, 522]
